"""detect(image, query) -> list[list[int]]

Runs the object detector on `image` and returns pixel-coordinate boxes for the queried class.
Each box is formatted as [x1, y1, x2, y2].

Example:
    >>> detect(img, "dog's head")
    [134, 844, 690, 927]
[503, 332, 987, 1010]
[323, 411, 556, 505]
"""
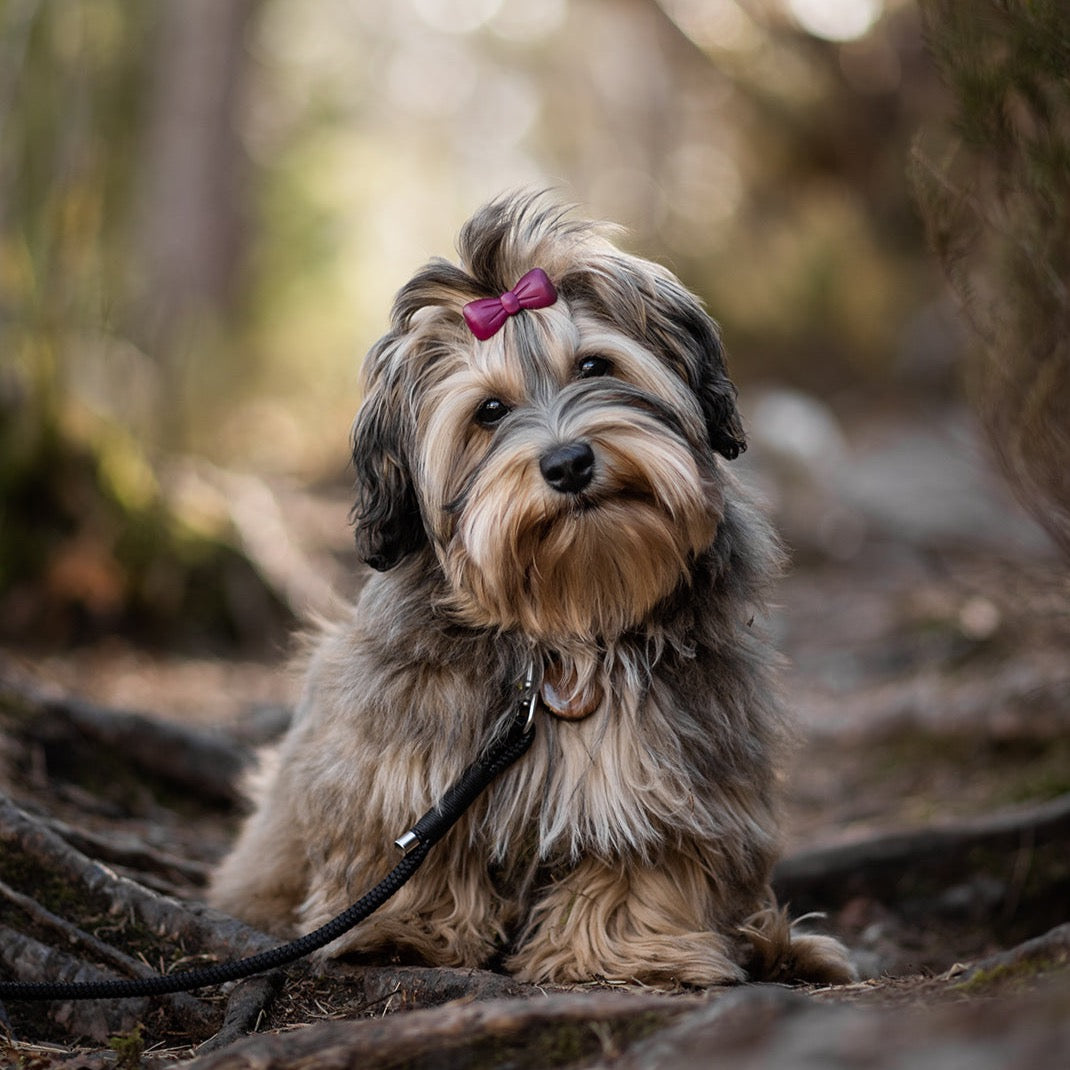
[352, 192, 746, 641]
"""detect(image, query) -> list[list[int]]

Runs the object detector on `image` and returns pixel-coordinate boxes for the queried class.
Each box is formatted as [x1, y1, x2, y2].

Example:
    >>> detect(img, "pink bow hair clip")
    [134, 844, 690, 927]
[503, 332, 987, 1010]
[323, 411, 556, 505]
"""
[462, 268, 558, 340]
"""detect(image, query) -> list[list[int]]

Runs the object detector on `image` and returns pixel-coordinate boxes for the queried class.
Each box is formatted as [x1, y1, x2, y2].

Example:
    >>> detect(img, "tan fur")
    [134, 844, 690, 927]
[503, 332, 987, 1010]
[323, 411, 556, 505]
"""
[209, 192, 855, 987]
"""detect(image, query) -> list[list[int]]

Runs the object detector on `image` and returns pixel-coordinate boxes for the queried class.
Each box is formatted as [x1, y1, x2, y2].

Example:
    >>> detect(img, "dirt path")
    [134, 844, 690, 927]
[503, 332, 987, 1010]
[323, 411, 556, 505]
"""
[1, 412, 1068, 1066]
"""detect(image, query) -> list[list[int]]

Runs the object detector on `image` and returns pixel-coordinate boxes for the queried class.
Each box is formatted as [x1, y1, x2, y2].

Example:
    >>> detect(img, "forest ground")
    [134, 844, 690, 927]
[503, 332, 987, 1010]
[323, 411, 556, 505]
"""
[1, 403, 1068, 1067]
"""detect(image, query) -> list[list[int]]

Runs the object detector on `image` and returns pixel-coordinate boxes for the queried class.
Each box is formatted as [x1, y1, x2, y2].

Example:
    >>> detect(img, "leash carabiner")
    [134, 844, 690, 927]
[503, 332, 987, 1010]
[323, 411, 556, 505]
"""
[518, 657, 540, 733]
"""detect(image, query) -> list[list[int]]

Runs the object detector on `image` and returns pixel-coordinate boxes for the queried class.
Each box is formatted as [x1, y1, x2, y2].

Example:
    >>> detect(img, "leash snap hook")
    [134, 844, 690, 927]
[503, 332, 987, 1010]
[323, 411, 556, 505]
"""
[517, 657, 540, 734]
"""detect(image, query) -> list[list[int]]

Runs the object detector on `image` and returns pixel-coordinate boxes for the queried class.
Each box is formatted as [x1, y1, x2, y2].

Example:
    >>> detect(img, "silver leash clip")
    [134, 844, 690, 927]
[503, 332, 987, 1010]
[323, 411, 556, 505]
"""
[517, 658, 539, 733]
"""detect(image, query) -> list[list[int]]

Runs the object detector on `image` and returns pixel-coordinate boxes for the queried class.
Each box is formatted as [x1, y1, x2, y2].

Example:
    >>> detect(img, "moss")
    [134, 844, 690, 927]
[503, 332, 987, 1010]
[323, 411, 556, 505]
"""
[952, 956, 1064, 996]
[0, 840, 199, 971]
[994, 739, 1070, 806]
[108, 1024, 146, 1070]
[0, 847, 108, 922]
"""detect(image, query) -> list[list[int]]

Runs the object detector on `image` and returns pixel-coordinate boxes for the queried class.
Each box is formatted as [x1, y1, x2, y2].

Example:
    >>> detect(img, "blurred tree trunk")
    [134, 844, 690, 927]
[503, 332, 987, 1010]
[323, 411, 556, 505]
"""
[912, 0, 1070, 557]
[0, 1, 286, 648]
[131, 0, 260, 448]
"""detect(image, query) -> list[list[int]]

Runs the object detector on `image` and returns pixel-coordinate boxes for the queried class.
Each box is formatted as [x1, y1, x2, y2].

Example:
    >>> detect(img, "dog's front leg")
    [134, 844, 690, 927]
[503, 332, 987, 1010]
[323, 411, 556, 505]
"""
[208, 759, 312, 935]
[298, 818, 509, 970]
[506, 852, 748, 986]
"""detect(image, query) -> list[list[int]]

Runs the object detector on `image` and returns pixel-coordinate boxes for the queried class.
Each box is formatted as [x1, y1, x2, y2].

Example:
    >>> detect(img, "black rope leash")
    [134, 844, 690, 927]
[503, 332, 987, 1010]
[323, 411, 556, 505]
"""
[0, 672, 538, 1003]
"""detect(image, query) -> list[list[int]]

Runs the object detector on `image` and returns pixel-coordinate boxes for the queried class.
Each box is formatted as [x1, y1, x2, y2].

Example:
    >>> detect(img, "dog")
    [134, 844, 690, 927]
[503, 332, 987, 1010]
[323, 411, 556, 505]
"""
[209, 192, 854, 987]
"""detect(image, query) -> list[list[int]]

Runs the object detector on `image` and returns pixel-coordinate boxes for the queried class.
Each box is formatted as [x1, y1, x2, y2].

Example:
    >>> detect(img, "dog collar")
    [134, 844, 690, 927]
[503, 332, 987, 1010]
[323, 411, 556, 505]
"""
[462, 268, 557, 340]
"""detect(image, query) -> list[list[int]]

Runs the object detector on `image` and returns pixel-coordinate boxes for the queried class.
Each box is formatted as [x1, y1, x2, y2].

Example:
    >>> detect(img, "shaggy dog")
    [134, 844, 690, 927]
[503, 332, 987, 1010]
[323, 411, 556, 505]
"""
[210, 193, 853, 987]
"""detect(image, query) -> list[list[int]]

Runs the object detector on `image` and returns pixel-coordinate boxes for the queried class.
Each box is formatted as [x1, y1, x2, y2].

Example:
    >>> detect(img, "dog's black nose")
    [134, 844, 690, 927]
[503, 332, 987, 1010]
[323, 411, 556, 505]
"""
[540, 441, 595, 494]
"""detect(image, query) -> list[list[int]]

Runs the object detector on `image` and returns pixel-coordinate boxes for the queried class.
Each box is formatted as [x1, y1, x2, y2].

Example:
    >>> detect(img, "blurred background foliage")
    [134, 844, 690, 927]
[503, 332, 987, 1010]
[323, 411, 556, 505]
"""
[0, 0, 1065, 648]
[912, 0, 1070, 557]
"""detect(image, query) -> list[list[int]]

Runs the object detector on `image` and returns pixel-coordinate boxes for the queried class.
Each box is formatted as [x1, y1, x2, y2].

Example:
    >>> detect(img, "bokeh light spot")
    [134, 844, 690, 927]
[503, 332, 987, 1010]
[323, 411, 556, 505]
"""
[786, 0, 882, 42]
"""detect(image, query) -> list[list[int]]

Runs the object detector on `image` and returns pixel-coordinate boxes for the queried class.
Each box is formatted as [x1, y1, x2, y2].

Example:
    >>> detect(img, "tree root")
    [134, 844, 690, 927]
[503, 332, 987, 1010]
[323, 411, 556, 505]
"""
[180, 990, 697, 1070]
[950, 922, 1070, 992]
[774, 791, 1070, 914]
[0, 922, 215, 1042]
[0, 795, 275, 963]
[0, 674, 251, 807]
[194, 973, 285, 1057]
[45, 816, 211, 890]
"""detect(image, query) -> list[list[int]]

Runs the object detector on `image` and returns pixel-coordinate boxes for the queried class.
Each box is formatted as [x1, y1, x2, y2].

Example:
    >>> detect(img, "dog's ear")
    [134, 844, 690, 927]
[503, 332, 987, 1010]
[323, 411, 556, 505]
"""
[567, 260, 746, 460]
[683, 300, 747, 461]
[351, 340, 427, 571]
[645, 273, 746, 461]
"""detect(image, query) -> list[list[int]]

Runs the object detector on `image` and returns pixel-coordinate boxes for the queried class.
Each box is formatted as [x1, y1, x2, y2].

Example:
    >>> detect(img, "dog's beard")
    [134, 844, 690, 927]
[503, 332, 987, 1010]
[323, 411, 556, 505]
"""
[438, 415, 721, 641]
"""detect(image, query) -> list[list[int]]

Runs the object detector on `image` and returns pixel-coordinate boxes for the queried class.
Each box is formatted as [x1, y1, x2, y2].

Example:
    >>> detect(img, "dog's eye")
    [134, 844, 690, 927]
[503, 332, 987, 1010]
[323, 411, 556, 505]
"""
[475, 398, 511, 427]
[576, 355, 613, 379]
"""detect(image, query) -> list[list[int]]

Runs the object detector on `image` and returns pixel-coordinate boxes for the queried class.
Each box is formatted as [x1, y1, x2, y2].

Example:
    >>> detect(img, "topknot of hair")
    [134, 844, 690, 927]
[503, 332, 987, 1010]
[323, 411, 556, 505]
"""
[457, 190, 601, 295]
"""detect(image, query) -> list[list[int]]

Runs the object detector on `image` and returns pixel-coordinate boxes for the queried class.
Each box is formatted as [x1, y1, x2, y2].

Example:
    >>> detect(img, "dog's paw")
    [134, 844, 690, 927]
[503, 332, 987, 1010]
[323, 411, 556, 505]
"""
[741, 906, 857, 985]
[777, 931, 858, 985]
[314, 911, 498, 969]
[507, 932, 748, 988]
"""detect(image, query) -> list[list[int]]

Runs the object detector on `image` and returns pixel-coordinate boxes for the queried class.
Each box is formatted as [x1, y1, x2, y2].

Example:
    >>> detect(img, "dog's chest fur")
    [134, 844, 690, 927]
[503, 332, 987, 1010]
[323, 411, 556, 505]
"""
[295, 493, 781, 875]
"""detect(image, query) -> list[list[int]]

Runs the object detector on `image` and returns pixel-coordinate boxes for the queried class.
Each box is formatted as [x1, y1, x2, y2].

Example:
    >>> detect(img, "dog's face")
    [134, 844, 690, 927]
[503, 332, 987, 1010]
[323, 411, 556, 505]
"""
[352, 195, 745, 642]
